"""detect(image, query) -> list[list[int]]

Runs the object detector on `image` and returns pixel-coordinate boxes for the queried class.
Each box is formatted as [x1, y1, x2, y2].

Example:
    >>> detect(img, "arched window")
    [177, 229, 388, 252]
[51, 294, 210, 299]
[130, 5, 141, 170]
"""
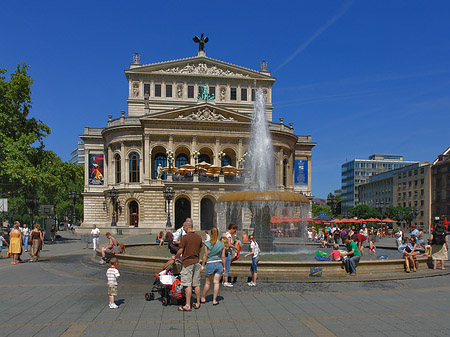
[129, 152, 140, 183]
[221, 154, 232, 166]
[115, 154, 121, 184]
[283, 159, 288, 187]
[175, 154, 189, 167]
[129, 200, 139, 227]
[198, 154, 211, 163]
[154, 153, 167, 179]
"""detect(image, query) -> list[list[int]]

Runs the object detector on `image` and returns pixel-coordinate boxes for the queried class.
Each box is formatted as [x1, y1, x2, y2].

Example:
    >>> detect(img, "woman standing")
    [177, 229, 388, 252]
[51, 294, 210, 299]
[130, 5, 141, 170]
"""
[30, 224, 44, 262]
[9, 223, 22, 264]
[201, 227, 225, 305]
[430, 223, 448, 270]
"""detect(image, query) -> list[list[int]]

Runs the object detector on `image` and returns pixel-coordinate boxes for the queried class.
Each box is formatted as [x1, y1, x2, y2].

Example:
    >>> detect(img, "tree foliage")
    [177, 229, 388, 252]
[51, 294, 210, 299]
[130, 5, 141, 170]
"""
[0, 64, 83, 224]
[312, 204, 331, 217]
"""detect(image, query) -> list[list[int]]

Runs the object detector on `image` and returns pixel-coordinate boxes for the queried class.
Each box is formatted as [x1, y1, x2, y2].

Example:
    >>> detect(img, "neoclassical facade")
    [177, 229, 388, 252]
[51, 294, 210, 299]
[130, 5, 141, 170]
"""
[81, 48, 316, 232]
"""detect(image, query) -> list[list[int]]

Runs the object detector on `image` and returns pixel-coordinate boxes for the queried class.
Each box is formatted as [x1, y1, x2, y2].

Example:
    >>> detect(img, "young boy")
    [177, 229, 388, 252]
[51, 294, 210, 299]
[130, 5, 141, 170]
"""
[0, 232, 9, 259]
[244, 235, 260, 286]
[327, 244, 341, 261]
[106, 257, 120, 309]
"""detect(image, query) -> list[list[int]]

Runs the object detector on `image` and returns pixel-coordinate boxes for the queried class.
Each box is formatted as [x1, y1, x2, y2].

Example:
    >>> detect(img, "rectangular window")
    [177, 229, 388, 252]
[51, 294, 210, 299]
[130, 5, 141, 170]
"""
[188, 85, 194, 98]
[420, 211, 424, 217]
[144, 84, 150, 95]
[154, 84, 161, 97]
[421, 189, 424, 195]
[251, 89, 256, 101]
[409, 181, 412, 187]
[421, 167, 425, 174]
[398, 174, 401, 179]
[230, 88, 237, 100]
[421, 199, 424, 206]
[421, 178, 424, 184]
[408, 171, 412, 177]
[241, 88, 247, 101]
[408, 191, 412, 197]
[414, 180, 418, 186]
[166, 84, 172, 97]
[403, 172, 406, 178]
[414, 169, 418, 175]
[209, 86, 215, 97]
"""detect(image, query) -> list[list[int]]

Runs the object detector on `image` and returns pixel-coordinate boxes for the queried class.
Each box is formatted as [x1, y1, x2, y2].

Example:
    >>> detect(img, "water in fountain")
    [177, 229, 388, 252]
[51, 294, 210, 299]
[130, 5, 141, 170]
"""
[216, 89, 310, 251]
[248, 90, 274, 191]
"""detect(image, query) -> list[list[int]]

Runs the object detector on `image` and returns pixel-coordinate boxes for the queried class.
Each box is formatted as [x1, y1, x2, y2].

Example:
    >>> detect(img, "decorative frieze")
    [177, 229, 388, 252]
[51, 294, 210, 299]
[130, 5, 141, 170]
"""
[155, 63, 250, 78]
[177, 107, 236, 122]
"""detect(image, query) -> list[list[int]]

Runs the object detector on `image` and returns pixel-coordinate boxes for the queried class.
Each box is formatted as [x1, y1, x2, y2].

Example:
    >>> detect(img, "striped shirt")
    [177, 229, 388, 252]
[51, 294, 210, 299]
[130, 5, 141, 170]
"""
[106, 267, 120, 285]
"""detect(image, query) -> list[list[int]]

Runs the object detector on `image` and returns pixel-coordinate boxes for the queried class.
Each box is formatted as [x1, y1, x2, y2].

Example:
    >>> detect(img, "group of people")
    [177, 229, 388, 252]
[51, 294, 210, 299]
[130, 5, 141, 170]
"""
[0, 221, 44, 264]
[104, 219, 260, 310]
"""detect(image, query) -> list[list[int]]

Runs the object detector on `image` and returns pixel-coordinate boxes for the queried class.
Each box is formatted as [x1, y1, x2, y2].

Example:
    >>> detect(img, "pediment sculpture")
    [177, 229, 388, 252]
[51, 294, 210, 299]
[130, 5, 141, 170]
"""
[177, 108, 236, 122]
[156, 63, 249, 78]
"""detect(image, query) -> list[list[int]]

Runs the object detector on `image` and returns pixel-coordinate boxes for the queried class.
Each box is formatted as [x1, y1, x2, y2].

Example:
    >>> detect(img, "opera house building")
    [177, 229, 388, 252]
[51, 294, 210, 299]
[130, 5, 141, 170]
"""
[81, 44, 316, 233]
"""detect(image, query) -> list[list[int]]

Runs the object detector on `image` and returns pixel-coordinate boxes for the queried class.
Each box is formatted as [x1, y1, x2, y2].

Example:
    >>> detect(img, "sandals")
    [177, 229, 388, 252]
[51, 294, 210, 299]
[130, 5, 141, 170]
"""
[178, 306, 191, 312]
[193, 303, 201, 309]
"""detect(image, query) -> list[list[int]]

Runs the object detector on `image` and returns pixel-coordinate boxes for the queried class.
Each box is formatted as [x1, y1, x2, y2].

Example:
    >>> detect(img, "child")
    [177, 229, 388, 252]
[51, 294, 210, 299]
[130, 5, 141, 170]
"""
[156, 231, 164, 246]
[0, 232, 9, 259]
[369, 238, 376, 255]
[327, 244, 341, 261]
[106, 257, 120, 309]
[244, 235, 260, 286]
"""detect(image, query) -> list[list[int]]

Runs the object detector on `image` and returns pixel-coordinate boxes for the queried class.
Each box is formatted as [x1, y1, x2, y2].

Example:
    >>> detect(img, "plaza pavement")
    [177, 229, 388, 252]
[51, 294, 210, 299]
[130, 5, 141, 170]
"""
[1, 231, 450, 337]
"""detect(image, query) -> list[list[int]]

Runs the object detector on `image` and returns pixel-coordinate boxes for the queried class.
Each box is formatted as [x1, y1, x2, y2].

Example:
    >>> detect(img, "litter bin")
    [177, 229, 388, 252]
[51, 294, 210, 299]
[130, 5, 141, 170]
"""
[81, 234, 91, 249]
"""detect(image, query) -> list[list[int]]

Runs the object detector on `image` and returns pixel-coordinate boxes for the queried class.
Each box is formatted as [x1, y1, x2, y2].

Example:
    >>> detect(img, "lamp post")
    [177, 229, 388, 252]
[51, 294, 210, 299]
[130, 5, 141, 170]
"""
[410, 207, 419, 229]
[376, 200, 386, 222]
[25, 195, 40, 227]
[192, 150, 200, 174]
[327, 194, 337, 217]
[106, 187, 119, 227]
[163, 186, 175, 228]
[218, 151, 225, 175]
[68, 189, 80, 226]
[167, 150, 174, 174]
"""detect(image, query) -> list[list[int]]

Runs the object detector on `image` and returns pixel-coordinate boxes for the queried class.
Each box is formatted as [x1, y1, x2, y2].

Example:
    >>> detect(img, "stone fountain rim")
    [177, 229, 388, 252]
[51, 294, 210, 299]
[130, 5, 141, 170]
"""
[217, 190, 309, 203]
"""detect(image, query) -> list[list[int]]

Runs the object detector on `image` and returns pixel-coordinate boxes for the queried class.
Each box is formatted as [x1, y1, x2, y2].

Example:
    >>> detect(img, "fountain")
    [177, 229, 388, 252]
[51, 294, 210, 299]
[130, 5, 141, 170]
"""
[216, 90, 310, 250]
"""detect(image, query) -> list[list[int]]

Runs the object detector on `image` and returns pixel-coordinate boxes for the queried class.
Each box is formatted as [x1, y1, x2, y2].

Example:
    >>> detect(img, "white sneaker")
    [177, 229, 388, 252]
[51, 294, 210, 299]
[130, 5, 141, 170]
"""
[223, 282, 233, 287]
[99, 259, 105, 265]
[247, 282, 254, 286]
[109, 303, 118, 309]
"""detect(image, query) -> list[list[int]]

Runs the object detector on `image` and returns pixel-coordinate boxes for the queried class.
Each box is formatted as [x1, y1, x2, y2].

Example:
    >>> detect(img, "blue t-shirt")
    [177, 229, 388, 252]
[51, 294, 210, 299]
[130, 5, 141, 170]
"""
[204, 240, 224, 263]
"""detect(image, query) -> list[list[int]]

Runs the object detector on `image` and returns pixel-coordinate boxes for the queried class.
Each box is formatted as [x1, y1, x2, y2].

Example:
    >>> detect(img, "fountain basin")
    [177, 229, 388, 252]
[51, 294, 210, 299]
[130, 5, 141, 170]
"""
[217, 191, 309, 203]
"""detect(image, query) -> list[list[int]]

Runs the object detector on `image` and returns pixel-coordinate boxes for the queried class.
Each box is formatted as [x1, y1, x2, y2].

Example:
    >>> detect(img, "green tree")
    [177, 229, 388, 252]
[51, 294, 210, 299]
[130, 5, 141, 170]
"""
[348, 205, 381, 219]
[312, 204, 331, 217]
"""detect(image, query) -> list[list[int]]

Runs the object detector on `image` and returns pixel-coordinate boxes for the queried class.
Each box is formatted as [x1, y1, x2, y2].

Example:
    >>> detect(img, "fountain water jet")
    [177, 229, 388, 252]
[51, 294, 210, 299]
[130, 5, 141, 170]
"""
[216, 90, 310, 250]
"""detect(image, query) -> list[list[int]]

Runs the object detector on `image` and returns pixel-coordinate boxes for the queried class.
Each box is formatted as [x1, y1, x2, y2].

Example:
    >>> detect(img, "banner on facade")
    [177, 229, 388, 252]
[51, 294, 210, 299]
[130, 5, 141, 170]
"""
[88, 154, 104, 185]
[294, 160, 308, 186]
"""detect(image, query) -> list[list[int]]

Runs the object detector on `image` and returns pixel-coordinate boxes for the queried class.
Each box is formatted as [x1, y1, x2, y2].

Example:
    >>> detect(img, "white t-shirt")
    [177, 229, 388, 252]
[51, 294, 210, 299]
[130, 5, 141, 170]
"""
[21, 227, 30, 236]
[173, 227, 186, 242]
[307, 230, 313, 239]
[396, 230, 403, 241]
[106, 267, 120, 285]
[250, 241, 260, 258]
[91, 228, 100, 237]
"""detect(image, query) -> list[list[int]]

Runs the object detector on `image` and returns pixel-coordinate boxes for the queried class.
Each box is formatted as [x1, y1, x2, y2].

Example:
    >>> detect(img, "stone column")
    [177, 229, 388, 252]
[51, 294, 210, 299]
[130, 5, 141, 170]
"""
[214, 137, 220, 166]
[107, 144, 113, 186]
[121, 142, 125, 185]
[191, 136, 197, 165]
[144, 134, 150, 183]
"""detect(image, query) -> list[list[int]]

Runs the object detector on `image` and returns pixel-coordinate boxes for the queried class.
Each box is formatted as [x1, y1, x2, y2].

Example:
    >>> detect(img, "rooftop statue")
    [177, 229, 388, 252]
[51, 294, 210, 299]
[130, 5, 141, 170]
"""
[193, 33, 208, 52]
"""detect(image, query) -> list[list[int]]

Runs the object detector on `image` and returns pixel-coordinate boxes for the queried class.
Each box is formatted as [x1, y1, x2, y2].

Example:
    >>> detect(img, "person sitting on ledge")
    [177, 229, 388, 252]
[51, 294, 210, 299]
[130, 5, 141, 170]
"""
[341, 235, 361, 276]
[100, 232, 122, 264]
[399, 237, 416, 272]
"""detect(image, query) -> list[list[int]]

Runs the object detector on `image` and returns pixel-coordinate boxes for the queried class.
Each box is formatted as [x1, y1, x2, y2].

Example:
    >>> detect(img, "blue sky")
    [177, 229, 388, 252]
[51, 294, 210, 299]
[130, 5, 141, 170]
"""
[2, 0, 449, 198]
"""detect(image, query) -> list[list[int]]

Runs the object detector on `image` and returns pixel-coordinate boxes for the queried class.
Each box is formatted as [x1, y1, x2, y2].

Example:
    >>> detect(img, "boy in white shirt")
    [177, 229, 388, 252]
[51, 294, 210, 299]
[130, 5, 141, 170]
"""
[244, 235, 260, 286]
[106, 257, 120, 309]
[91, 225, 100, 250]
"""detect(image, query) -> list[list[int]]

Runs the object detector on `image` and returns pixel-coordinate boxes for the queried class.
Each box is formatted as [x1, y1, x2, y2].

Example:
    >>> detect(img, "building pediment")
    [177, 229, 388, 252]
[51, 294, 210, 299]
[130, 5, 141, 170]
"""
[126, 56, 275, 81]
[140, 104, 251, 123]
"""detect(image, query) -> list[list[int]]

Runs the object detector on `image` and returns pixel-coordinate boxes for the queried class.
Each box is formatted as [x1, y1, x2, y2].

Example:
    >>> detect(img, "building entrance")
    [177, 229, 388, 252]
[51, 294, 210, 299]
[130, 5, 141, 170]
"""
[129, 201, 139, 227]
[175, 198, 191, 229]
[201, 197, 215, 230]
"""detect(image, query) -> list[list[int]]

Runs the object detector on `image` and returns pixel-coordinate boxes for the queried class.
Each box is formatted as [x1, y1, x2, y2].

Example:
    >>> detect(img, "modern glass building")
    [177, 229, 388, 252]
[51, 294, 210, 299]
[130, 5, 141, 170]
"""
[341, 154, 417, 213]
[70, 141, 85, 165]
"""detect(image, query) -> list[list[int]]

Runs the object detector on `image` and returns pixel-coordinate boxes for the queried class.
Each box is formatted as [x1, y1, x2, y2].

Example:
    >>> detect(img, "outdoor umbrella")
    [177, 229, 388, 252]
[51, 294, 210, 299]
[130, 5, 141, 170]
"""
[198, 161, 211, 168]
[382, 218, 397, 223]
[180, 164, 195, 170]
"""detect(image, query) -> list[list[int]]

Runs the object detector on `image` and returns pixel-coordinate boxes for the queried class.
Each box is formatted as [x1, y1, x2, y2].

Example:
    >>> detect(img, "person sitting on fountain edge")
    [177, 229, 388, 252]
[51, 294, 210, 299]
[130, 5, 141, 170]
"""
[341, 235, 361, 276]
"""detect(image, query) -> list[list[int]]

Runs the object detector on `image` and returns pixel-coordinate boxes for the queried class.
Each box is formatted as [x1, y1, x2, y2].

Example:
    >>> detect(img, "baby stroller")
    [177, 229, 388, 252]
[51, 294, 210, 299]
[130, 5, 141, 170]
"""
[145, 258, 185, 306]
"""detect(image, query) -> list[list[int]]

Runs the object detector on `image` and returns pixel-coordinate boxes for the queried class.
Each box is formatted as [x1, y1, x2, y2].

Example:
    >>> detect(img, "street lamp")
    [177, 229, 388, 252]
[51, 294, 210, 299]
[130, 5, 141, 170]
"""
[218, 151, 225, 175]
[163, 186, 175, 228]
[68, 189, 80, 226]
[410, 207, 419, 229]
[167, 150, 174, 174]
[376, 200, 386, 221]
[327, 194, 337, 217]
[106, 187, 119, 227]
[192, 150, 200, 174]
[25, 195, 40, 227]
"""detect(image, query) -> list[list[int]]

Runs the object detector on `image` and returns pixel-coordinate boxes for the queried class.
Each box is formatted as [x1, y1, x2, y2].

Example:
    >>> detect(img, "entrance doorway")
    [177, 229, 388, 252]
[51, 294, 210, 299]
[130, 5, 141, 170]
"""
[175, 197, 191, 229]
[201, 197, 215, 230]
[129, 200, 139, 227]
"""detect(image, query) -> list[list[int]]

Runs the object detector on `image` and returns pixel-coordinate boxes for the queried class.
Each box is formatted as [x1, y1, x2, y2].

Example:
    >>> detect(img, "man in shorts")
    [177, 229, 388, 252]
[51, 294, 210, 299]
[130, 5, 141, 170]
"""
[100, 232, 122, 264]
[175, 220, 203, 311]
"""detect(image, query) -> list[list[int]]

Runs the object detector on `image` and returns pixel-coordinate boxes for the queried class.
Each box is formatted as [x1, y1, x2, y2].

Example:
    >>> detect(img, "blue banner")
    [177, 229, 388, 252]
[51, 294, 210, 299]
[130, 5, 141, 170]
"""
[294, 160, 308, 186]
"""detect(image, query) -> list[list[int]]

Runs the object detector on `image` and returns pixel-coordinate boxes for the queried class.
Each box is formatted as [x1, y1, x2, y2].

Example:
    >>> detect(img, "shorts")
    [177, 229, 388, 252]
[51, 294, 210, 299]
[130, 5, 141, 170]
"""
[181, 262, 201, 287]
[251, 257, 259, 273]
[108, 285, 118, 296]
[224, 254, 232, 276]
[156, 239, 161, 243]
[205, 262, 223, 276]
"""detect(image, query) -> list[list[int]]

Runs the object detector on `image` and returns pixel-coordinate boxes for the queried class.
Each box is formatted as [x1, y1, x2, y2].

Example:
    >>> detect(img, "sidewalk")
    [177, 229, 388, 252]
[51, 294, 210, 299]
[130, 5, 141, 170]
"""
[0, 232, 450, 336]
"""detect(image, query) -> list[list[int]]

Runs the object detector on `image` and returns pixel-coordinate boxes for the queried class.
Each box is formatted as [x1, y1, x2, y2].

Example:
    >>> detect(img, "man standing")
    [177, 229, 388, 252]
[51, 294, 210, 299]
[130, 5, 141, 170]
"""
[21, 224, 30, 252]
[91, 225, 100, 250]
[175, 220, 203, 311]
